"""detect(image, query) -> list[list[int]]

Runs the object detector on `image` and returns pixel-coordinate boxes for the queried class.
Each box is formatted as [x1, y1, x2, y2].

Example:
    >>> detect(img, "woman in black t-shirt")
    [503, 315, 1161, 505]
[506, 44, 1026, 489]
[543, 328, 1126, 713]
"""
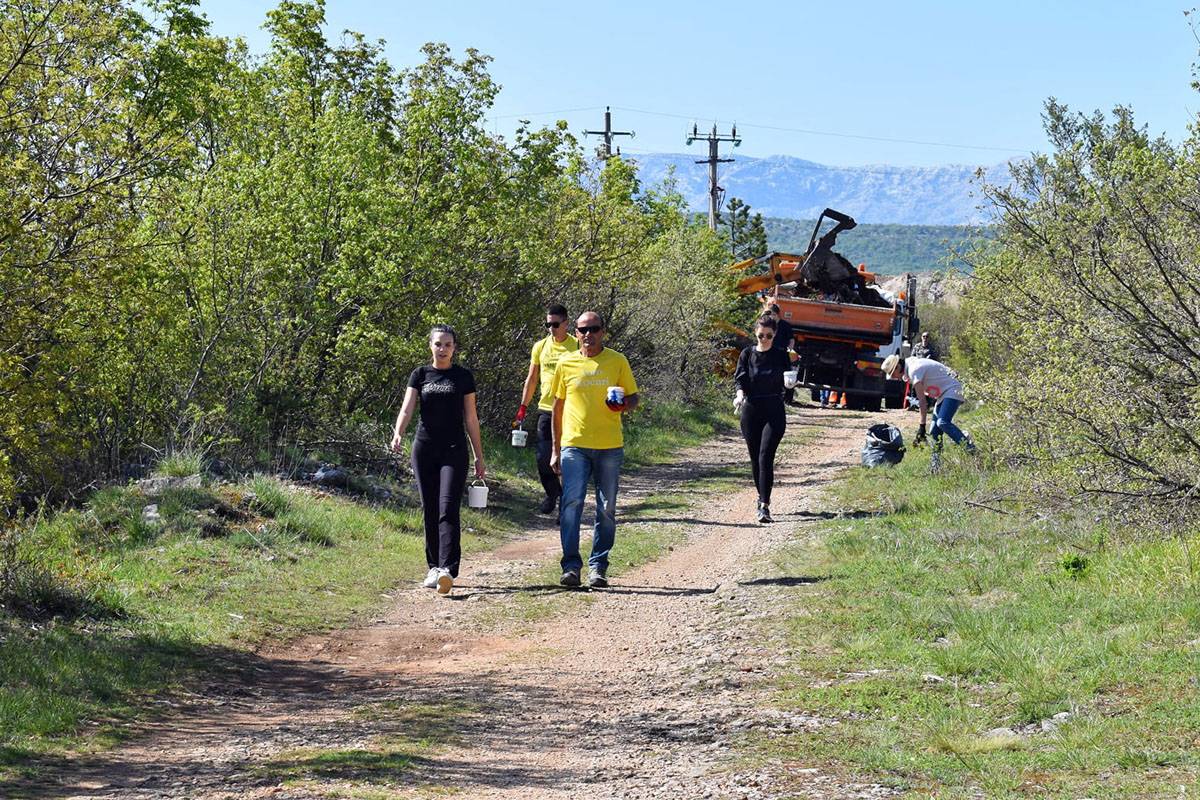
[389, 325, 486, 595]
[733, 316, 791, 524]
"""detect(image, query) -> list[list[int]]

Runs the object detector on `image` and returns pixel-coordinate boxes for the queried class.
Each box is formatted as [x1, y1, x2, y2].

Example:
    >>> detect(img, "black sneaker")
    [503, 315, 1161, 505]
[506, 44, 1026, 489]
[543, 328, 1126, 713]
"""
[587, 568, 608, 588]
[560, 570, 581, 587]
[757, 503, 773, 524]
[538, 495, 557, 514]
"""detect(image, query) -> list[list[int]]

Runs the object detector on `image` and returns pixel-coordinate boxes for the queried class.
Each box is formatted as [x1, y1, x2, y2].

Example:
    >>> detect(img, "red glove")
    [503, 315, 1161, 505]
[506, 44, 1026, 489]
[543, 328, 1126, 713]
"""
[606, 399, 628, 412]
[515, 404, 527, 424]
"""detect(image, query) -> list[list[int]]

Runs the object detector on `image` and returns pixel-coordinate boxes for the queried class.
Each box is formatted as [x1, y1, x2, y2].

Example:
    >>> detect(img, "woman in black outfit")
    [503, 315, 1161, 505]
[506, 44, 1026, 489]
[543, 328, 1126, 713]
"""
[734, 316, 790, 523]
[390, 325, 486, 595]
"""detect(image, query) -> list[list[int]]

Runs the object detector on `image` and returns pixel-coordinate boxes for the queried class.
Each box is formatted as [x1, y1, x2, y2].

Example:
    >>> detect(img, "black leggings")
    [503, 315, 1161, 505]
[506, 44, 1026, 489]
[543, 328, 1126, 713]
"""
[535, 411, 561, 501]
[740, 397, 786, 505]
[411, 437, 468, 576]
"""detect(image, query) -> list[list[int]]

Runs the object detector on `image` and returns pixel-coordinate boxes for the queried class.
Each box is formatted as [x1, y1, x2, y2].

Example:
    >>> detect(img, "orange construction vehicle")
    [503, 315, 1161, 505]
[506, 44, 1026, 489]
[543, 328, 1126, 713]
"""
[730, 209, 918, 411]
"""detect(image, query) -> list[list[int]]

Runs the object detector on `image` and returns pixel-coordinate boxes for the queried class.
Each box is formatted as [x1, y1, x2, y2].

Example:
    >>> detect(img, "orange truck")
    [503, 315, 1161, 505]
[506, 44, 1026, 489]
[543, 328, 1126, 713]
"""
[730, 210, 918, 411]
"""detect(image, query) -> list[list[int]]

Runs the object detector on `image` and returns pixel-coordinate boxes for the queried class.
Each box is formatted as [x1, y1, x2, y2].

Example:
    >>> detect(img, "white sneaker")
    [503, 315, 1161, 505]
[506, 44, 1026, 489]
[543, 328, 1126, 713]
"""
[422, 567, 440, 589]
[436, 569, 453, 595]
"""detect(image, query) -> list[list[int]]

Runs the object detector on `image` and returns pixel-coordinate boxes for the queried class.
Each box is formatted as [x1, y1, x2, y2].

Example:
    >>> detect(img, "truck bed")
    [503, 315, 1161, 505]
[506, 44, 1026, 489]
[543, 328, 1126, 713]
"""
[776, 296, 896, 345]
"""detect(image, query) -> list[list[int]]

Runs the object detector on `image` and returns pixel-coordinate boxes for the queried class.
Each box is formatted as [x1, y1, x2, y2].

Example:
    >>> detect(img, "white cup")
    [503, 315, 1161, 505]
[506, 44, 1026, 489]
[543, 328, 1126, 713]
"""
[783, 370, 799, 389]
[511, 428, 528, 447]
[467, 480, 489, 509]
[606, 386, 625, 404]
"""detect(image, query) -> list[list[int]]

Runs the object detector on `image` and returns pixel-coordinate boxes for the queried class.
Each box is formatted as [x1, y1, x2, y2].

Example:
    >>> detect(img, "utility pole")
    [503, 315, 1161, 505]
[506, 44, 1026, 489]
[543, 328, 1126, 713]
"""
[584, 106, 634, 160]
[686, 122, 741, 230]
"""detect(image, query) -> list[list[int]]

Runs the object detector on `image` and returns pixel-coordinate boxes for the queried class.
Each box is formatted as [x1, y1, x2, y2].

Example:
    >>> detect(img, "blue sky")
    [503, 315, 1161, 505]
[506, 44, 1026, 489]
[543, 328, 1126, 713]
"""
[194, 0, 1199, 168]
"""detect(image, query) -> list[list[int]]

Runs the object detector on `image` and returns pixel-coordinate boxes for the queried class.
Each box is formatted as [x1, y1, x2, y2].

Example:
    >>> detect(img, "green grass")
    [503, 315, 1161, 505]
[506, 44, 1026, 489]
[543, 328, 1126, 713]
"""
[0, 397, 727, 779]
[760, 415, 1200, 798]
[153, 451, 204, 479]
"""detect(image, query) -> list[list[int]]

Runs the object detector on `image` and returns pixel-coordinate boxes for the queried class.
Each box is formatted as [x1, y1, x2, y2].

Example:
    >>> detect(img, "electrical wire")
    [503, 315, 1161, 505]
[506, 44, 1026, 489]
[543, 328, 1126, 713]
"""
[612, 105, 1026, 154]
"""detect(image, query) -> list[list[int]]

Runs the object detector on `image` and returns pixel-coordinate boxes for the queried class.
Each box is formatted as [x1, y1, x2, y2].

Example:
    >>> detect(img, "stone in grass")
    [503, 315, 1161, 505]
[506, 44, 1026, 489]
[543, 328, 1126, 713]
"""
[312, 465, 351, 489]
[141, 504, 161, 523]
[922, 673, 946, 684]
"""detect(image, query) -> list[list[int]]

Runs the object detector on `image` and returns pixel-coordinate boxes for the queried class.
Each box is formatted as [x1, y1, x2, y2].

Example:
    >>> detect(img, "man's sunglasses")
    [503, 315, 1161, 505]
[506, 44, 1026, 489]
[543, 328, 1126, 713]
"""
[576, 325, 602, 334]
[756, 332, 775, 339]
[544, 320, 563, 329]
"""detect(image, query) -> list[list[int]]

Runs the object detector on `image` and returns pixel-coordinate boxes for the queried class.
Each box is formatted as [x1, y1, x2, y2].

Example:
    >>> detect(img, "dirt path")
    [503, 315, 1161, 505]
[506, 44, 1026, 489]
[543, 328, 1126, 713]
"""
[43, 407, 908, 800]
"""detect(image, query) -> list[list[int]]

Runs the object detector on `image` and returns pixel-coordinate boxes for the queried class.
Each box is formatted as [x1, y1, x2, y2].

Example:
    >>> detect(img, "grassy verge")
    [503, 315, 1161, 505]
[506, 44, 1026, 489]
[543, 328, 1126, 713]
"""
[0, 397, 726, 776]
[762, 414, 1200, 798]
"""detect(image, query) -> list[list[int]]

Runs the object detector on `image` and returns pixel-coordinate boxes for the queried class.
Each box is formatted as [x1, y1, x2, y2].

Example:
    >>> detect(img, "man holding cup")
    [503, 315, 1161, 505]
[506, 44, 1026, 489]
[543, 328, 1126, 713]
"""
[549, 311, 639, 588]
[515, 303, 577, 517]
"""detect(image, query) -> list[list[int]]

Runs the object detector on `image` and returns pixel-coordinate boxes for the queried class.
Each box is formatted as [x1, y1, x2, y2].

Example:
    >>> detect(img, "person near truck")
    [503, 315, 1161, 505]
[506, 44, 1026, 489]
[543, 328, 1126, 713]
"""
[767, 302, 798, 405]
[549, 311, 639, 588]
[910, 331, 940, 361]
[515, 303, 578, 518]
[390, 324, 487, 595]
[734, 315, 790, 524]
[881, 354, 975, 453]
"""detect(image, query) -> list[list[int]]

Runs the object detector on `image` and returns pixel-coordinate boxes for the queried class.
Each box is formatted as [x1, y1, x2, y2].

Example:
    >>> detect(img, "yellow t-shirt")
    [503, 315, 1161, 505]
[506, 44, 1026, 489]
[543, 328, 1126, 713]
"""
[551, 348, 639, 449]
[530, 334, 580, 412]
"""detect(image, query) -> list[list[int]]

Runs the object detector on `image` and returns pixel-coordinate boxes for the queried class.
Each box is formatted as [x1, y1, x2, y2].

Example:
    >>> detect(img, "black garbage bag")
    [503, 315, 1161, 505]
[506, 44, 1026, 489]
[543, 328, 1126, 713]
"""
[861, 423, 905, 467]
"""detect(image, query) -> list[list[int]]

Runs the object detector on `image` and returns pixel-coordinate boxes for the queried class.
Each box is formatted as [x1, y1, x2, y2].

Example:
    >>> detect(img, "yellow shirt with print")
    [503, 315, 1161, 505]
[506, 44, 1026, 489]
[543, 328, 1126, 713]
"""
[551, 347, 638, 450]
[530, 334, 579, 412]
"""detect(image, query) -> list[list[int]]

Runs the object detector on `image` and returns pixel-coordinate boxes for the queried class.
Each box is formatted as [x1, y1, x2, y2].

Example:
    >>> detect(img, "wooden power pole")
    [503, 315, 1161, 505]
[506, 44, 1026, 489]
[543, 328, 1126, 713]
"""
[584, 107, 634, 160]
[687, 122, 741, 230]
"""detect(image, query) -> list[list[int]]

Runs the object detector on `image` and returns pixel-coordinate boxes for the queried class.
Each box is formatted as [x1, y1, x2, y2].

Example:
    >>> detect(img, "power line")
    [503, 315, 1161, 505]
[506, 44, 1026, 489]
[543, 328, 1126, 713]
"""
[613, 105, 1027, 154]
[619, 148, 1004, 178]
[487, 105, 605, 122]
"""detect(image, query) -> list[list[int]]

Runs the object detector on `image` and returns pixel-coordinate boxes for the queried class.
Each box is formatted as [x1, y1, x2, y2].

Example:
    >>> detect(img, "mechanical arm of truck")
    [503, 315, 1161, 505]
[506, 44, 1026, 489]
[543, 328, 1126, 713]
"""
[732, 252, 809, 295]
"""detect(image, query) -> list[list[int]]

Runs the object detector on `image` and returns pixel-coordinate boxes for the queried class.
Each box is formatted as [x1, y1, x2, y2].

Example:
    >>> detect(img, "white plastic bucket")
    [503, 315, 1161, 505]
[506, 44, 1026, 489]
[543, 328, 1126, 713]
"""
[511, 428, 528, 447]
[783, 370, 799, 389]
[467, 480, 489, 509]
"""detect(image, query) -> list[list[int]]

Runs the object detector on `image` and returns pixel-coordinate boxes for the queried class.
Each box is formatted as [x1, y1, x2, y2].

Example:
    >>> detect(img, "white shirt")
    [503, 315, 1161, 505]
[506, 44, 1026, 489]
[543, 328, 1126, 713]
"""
[905, 357, 963, 402]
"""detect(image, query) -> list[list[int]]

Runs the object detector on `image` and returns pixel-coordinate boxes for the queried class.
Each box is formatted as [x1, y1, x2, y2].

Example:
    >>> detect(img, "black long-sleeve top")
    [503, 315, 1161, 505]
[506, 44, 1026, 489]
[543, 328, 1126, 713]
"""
[734, 346, 791, 400]
[773, 319, 795, 352]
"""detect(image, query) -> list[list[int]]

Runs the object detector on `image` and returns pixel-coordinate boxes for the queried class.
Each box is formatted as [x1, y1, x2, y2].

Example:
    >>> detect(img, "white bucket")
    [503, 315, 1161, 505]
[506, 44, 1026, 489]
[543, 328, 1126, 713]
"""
[511, 428, 528, 447]
[467, 480, 489, 509]
[606, 386, 625, 404]
[783, 370, 799, 389]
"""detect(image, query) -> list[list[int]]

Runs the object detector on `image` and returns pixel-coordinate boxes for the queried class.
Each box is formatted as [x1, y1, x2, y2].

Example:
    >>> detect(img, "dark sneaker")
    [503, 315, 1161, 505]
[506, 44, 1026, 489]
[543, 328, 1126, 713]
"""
[560, 570, 581, 587]
[538, 495, 557, 514]
[962, 433, 978, 455]
[757, 503, 773, 524]
[587, 568, 608, 588]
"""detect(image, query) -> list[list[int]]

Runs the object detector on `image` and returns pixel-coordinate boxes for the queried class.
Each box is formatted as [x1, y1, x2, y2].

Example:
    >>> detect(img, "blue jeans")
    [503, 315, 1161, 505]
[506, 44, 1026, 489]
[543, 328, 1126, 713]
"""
[559, 446, 624, 573]
[930, 397, 965, 444]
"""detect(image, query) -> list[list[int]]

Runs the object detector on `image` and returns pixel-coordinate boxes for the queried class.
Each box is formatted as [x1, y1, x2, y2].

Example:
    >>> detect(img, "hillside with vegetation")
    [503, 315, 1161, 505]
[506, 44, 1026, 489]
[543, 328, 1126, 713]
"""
[763, 218, 990, 274]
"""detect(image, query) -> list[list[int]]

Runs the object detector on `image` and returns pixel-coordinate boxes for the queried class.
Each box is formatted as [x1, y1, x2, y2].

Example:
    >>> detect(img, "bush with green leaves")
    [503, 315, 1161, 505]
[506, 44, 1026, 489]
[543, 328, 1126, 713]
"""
[0, 0, 733, 508]
[962, 100, 1200, 516]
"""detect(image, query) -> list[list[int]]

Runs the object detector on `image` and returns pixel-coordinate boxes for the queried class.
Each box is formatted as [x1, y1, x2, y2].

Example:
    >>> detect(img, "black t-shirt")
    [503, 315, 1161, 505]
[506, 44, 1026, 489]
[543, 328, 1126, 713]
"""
[407, 365, 476, 442]
[734, 346, 790, 400]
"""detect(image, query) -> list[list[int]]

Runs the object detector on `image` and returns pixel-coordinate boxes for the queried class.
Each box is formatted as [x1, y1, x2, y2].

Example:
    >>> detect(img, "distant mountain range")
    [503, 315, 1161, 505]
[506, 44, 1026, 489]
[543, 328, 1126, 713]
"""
[627, 152, 1012, 225]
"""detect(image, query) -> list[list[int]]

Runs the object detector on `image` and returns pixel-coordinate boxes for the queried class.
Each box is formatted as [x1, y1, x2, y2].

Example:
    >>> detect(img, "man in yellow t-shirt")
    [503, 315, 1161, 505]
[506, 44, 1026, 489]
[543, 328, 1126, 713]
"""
[515, 303, 578, 516]
[549, 310, 639, 588]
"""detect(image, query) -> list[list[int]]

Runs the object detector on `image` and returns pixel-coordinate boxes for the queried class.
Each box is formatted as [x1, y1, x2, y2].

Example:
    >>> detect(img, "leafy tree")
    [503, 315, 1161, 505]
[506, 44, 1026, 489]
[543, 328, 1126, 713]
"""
[0, 0, 737, 506]
[962, 99, 1200, 516]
